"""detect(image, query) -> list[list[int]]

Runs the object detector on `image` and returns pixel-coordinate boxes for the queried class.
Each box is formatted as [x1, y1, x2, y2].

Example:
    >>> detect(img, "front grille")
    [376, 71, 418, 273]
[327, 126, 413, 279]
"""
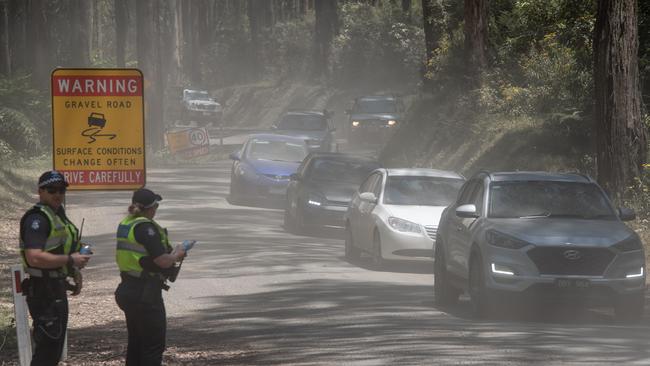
[326, 199, 349, 207]
[527, 246, 615, 276]
[424, 225, 438, 240]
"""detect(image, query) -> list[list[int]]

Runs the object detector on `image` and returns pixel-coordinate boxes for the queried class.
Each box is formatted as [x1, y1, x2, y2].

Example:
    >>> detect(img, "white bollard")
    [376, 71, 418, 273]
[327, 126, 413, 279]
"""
[11, 265, 32, 366]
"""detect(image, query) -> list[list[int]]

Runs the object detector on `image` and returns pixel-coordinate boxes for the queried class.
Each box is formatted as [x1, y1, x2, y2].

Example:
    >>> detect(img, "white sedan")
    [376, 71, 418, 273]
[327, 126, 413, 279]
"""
[344, 168, 465, 268]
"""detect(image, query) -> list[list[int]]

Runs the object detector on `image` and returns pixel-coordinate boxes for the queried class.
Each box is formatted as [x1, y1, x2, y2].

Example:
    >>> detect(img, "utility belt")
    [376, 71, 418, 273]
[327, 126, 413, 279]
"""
[120, 271, 170, 291]
[24, 267, 67, 279]
[21, 275, 66, 298]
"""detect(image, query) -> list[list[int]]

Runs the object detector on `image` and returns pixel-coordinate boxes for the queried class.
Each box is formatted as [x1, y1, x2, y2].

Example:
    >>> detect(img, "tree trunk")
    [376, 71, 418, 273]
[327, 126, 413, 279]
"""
[26, 0, 50, 85]
[421, 0, 441, 92]
[0, 0, 10, 76]
[402, 0, 411, 12]
[312, 0, 338, 78]
[594, 0, 648, 197]
[463, 0, 488, 81]
[115, 0, 128, 67]
[71, 0, 91, 67]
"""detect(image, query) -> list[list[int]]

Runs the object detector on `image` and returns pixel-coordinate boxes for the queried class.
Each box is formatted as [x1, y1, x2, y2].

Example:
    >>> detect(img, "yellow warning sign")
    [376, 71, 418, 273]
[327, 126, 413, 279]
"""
[51, 68, 145, 190]
[166, 127, 210, 159]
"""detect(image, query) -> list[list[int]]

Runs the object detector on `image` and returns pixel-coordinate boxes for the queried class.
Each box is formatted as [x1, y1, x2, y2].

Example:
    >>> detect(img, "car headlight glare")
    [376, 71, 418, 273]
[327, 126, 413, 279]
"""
[626, 267, 644, 278]
[485, 230, 529, 249]
[307, 193, 324, 207]
[491, 263, 515, 276]
[612, 235, 643, 252]
[387, 217, 422, 234]
[387, 120, 397, 126]
[351, 121, 360, 127]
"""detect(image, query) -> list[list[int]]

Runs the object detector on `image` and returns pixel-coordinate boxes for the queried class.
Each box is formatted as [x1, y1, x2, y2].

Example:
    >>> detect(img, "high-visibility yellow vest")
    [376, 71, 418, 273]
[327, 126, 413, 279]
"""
[115, 215, 171, 278]
[19, 203, 79, 277]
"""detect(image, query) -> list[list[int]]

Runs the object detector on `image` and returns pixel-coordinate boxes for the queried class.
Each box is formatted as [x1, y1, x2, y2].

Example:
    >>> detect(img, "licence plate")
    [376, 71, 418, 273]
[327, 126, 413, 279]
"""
[555, 278, 591, 289]
[269, 187, 286, 195]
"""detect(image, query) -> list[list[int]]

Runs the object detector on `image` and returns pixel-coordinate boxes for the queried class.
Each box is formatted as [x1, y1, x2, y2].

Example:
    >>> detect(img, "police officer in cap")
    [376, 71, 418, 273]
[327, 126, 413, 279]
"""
[114, 188, 187, 366]
[19, 170, 91, 366]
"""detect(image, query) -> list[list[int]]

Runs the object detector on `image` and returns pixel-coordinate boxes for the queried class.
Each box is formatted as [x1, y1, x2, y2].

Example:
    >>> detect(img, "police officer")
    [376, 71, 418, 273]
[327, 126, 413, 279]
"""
[114, 188, 186, 366]
[19, 171, 91, 366]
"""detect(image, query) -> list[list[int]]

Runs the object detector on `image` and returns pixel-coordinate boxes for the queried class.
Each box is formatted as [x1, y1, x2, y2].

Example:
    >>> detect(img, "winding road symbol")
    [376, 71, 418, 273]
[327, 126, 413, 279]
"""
[82, 112, 117, 143]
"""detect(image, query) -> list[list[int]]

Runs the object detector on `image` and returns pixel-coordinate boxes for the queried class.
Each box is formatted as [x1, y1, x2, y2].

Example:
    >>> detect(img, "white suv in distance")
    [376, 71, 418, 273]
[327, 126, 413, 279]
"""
[434, 171, 645, 320]
[182, 89, 223, 125]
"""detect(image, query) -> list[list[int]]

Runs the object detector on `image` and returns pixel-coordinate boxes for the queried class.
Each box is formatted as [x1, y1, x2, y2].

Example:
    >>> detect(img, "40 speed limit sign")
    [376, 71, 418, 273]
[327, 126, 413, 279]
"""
[166, 127, 210, 159]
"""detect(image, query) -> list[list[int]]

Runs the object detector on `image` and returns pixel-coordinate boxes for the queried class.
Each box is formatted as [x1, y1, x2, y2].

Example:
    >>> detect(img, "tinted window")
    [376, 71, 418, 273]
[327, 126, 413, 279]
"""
[308, 159, 379, 184]
[278, 114, 327, 131]
[360, 173, 380, 193]
[354, 99, 397, 114]
[187, 91, 210, 101]
[384, 176, 464, 206]
[246, 139, 308, 162]
[488, 181, 615, 219]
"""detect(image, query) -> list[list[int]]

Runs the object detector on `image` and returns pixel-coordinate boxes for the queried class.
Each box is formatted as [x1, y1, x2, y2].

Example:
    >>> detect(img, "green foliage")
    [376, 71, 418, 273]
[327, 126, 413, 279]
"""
[332, 2, 424, 87]
[0, 107, 42, 155]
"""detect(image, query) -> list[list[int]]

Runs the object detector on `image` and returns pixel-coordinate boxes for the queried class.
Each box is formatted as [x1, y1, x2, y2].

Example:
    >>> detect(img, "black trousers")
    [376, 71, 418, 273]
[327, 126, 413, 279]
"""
[25, 278, 68, 366]
[115, 276, 167, 366]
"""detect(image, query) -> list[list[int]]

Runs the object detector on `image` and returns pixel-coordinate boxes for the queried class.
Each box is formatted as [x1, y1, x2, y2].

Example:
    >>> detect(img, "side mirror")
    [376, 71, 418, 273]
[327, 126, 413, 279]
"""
[229, 151, 240, 161]
[290, 173, 300, 181]
[456, 204, 478, 218]
[359, 192, 378, 203]
[619, 207, 636, 221]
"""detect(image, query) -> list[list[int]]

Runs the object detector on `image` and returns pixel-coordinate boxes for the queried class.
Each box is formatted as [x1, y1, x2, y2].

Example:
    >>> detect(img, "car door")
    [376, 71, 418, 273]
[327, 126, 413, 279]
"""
[356, 172, 383, 250]
[288, 156, 311, 214]
[446, 179, 480, 277]
[349, 172, 380, 249]
[455, 180, 485, 276]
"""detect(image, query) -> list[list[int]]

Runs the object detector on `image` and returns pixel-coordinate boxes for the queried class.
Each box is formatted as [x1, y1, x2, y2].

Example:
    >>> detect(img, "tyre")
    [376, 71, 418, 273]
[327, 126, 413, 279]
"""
[468, 252, 494, 319]
[344, 224, 360, 260]
[370, 230, 385, 270]
[434, 243, 460, 306]
[283, 207, 296, 233]
[614, 293, 645, 322]
[228, 177, 243, 205]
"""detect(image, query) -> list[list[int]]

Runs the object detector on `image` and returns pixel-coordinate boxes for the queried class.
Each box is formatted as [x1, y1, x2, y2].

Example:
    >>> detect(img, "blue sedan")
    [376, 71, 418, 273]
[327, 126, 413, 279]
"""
[228, 134, 309, 207]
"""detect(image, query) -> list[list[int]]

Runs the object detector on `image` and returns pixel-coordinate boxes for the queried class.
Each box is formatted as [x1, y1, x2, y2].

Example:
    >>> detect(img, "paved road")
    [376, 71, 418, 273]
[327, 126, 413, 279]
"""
[64, 162, 650, 365]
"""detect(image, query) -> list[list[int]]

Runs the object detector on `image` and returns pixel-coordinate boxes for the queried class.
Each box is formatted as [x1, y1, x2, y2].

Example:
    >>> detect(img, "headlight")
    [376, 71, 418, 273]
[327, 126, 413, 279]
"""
[612, 235, 643, 252]
[351, 121, 360, 127]
[491, 263, 515, 276]
[485, 230, 529, 249]
[387, 217, 422, 234]
[387, 120, 397, 126]
[626, 267, 644, 278]
[307, 193, 325, 206]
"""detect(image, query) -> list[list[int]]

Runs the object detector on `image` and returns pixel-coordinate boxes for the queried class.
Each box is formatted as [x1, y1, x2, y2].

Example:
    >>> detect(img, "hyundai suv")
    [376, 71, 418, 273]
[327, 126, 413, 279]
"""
[434, 171, 645, 320]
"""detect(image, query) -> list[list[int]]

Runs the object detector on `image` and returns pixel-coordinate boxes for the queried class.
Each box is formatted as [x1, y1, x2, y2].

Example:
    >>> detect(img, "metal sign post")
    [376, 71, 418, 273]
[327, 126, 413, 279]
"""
[11, 265, 32, 366]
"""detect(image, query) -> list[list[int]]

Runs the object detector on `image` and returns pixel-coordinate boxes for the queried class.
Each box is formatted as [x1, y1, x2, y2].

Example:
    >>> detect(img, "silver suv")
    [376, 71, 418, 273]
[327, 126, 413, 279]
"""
[434, 171, 646, 320]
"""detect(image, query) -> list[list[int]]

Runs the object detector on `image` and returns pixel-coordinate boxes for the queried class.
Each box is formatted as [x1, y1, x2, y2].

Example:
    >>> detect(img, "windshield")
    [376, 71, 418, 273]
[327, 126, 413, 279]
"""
[354, 99, 397, 114]
[187, 91, 211, 101]
[246, 139, 308, 162]
[277, 114, 327, 131]
[309, 159, 379, 184]
[488, 181, 615, 219]
[384, 176, 464, 206]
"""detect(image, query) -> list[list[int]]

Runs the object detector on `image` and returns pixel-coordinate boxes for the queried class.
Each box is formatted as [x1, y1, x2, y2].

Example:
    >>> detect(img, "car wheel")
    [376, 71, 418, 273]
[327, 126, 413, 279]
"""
[434, 243, 460, 306]
[228, 177, 243, 205]
[614, 293, 645, 322]
[344, 224, 360, 261]
[468, 252, 493, 319]
[283, 206, 296, 233]
[371, 230, 384, 270]
[294, 204, 306, 235]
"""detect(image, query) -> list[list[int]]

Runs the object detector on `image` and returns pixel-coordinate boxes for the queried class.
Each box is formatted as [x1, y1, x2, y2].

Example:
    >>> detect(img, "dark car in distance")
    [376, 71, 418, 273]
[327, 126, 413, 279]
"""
[284, 153, 381, 234]
[346, 96, 403, 146]
[272, 110, 336, 152]
[229, 134, 309, 207]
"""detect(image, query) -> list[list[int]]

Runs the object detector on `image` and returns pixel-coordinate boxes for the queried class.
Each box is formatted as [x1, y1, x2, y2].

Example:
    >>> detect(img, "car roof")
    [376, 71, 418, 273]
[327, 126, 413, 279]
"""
[246, 133, 309, 143]
[485, 171, 594, 183]
[284, 110, 326, 117]
[357, 96, 396, 102]
[184, 89, 207, 93]
[385, 168, 464, 180]
[307, 152, 379, 163]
